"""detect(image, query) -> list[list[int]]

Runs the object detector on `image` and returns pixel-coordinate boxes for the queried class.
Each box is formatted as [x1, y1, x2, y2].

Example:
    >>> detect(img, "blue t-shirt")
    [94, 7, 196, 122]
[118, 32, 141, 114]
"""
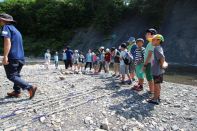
[66, 49, 73, 60]
[1, 24, 24, 60]
[86, 53, 92, 62]
[130, 44, 137, 59]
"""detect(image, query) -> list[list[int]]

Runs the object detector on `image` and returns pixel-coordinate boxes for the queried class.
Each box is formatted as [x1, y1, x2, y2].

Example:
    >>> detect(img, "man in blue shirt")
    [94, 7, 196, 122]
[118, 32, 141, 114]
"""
[65, 46, 73, 69]
[0, 13, 37, 99]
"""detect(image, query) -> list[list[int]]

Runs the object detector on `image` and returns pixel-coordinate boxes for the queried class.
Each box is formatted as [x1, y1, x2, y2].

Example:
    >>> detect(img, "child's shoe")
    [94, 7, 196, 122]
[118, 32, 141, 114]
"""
[120, 81, 126, 85]
[147, 98, 160, 105]
[135, 85, 143, 91]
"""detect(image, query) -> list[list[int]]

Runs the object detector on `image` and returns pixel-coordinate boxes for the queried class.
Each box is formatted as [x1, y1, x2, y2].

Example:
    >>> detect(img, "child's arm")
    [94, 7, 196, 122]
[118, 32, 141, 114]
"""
[144, 51, 152, 65]
[155, 48, 167, 68]
[159, 57, 165, 67]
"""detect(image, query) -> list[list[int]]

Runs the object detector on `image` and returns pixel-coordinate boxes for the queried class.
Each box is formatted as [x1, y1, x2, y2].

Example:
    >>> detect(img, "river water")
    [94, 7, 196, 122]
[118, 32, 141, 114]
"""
[2, 58, 197, 86]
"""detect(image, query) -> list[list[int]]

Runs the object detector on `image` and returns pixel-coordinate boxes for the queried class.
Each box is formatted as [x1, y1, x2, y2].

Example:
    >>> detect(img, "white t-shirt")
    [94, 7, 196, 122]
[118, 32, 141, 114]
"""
[120, 50, 127, 65]
[45, 53, 51, 61]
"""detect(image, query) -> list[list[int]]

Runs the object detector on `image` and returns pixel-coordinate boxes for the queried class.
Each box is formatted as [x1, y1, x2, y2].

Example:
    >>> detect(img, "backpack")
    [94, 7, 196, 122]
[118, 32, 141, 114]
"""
[123, 52, 133, 65]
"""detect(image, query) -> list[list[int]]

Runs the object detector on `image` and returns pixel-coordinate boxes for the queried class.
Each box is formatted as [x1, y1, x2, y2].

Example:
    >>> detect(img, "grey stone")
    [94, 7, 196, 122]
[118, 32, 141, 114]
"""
[171, 125, 179, 131]
[100, 118, 109, 131]
[84, 117, 94, 125]
[40, 116, 46, 123]
[14, 110, 23, 115]
[4, 126, 17, 131]
[119, 116, 126, 122]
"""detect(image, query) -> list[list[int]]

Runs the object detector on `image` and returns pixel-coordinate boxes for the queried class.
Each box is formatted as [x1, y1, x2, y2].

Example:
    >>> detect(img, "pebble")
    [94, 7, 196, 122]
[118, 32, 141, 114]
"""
[132, 127, 140, 131]
[171, 125, 179, 131]
[4, 126, 17, 131]
[100, 118, 109, 131]
[84, 117, 94, 125]
[119, 116, 126, 122]
[151, 121, 157, 126]
[137, 114, 143, 121]
[39, 116, 46, 123]
[95, 129, 106, 131]
[158, 126, 165, 131]
[14, 110, 24, 115]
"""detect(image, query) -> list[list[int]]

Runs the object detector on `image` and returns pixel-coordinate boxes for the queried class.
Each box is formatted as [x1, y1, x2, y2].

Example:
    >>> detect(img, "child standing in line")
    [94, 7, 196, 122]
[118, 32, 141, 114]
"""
[85, 49, 93, 71]
[143, 28, 157, 95]
[78, 52, 85, 72]
[127, 37, 137, 81]
[98, 46, 107, 73]
[62, 49, 67, 69]
[147, 34, 167, 105]
[119, 43, 132, 85]
[44, 49, 51, 70]
[105, 48, 111, 73]
[132, 38, 145, 91]
[54, 52, 59, 69]
[73, 50, 80, 71]
[92, 52, 99, 73]
[111, 47, 120, 77]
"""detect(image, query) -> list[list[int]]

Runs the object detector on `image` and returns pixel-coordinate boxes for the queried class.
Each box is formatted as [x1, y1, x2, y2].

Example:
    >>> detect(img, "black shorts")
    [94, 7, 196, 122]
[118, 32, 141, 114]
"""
[153, 74, 163, 84]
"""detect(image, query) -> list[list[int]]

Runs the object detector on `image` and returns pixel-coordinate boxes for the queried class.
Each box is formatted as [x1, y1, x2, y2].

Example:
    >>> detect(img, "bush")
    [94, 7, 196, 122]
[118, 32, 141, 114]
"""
[0, 0, 168, 56]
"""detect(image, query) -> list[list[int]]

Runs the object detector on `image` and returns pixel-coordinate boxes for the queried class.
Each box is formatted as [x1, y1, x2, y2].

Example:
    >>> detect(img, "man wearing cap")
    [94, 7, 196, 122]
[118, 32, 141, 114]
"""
[0, 13, 37, 99]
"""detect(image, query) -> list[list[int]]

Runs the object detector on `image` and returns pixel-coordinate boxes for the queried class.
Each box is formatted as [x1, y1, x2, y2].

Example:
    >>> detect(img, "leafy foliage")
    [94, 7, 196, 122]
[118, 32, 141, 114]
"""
[0, 0, 168, 56]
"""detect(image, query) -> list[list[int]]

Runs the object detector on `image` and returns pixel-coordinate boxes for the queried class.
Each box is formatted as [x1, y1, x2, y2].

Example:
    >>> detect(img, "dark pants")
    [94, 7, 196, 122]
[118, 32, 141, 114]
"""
[65, 59, 72, 69]
[63, 60, 67, 69]
[4, 60, 32, 94]
[85, 62, 92, 70]
[98, 61, 106, 73]
[55, 61, 58, 68]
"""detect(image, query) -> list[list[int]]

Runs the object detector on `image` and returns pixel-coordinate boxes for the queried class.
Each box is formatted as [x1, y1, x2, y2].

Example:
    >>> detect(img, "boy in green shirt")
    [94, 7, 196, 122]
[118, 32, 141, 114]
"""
[143, 28, 157, 95]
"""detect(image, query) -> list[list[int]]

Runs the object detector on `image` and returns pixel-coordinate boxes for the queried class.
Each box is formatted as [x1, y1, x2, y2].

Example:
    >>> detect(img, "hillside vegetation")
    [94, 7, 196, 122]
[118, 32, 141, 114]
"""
[0, 0, 167, 56]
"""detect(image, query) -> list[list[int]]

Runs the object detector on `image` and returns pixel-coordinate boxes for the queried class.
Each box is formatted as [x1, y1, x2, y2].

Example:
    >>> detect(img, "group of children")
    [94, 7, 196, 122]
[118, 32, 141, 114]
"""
[44, 28, 167, 105]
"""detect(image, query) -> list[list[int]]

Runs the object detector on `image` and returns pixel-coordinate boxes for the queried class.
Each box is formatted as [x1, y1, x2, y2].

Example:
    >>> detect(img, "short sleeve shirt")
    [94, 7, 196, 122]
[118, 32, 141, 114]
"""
[86, 53, 92, 62]
[120, 50, 127, 65]
[152, 46, 165, 76]
[144, 42, 154, 64]
[1, 24, 24, 60]
[54, 55, 59, 61]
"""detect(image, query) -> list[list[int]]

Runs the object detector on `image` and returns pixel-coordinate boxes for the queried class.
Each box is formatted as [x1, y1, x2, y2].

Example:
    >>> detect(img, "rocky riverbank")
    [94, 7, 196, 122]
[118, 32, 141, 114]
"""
[0, 65, 196, 131]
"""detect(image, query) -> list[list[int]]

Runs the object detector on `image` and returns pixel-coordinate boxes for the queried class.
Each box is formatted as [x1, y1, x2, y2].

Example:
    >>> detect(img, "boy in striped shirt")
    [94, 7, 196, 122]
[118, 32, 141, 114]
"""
[132, 38, 145, 91]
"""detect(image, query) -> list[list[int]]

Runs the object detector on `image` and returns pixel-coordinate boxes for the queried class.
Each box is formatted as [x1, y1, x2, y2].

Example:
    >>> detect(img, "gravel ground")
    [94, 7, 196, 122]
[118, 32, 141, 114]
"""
[0, 65, 196, 131]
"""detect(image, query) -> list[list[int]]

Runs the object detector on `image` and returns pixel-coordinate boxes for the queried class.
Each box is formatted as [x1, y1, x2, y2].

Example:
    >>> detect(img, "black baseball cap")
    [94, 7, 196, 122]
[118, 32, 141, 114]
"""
[120, 43, 127, 48]
[146, 28, 157, 35]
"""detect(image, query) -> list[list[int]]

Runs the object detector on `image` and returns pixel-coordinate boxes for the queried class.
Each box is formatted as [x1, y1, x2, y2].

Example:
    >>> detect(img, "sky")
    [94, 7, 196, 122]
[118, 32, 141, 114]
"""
[0, 0, 4, 2]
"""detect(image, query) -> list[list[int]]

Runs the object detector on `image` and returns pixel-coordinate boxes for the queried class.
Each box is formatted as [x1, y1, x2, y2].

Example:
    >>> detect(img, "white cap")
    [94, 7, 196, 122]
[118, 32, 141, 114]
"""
[100, 46, 104, 49]
[106, 48, 110, 52]
[75, 50, 78, 53]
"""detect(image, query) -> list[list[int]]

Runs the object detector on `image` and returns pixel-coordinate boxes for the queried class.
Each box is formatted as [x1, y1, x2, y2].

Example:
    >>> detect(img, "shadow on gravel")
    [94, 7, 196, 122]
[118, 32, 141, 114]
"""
[0, 96, 29, 105]
[96, 76, 156, 121]
[109, 89, 155, 121]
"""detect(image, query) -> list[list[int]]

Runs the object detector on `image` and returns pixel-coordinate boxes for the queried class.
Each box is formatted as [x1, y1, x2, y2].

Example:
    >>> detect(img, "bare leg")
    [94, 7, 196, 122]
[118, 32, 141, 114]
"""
[139, 78, 144, 85]
[149, 80, 154, 93]
[153, 83, 161, 99]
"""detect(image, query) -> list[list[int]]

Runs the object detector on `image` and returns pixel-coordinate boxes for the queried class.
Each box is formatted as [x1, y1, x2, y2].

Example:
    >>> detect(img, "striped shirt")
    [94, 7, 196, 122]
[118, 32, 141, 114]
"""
[135, 47, 145, 64]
